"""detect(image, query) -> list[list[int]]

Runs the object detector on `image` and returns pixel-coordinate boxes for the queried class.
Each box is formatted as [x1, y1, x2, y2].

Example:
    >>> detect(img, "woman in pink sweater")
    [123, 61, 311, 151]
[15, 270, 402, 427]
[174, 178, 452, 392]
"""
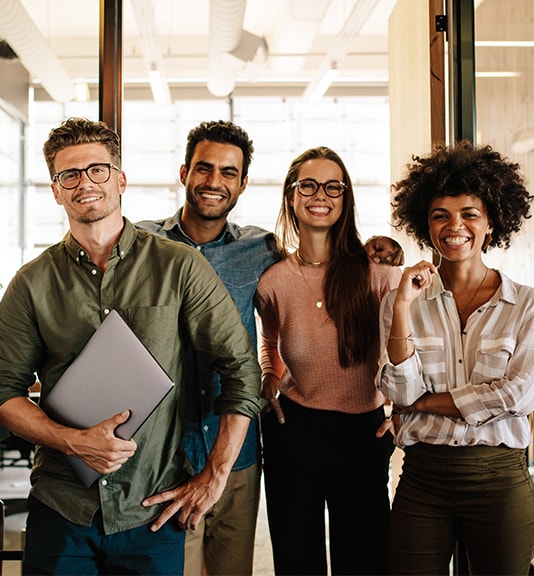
[254, 147, 401, 575]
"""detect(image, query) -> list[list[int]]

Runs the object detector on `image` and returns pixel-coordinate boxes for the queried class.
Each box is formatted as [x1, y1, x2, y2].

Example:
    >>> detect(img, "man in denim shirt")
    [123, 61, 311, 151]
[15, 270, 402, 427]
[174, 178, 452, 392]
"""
[137, 120, 404, 575]
[137, 120, 278, 576]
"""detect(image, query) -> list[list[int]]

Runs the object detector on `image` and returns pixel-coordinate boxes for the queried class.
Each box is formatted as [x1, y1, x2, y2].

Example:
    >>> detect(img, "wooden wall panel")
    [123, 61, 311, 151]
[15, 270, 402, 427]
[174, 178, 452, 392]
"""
[476, 0, 534, 286]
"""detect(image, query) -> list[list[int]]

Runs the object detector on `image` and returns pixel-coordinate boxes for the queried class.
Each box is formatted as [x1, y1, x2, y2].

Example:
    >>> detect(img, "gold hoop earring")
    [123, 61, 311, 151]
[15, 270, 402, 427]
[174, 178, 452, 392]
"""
[482, 233, 493, 253]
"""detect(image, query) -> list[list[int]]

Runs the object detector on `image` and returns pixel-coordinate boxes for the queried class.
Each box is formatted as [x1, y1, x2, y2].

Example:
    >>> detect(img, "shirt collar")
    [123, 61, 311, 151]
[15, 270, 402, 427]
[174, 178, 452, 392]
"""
[428, 269, 516, 307]
[163, 207, 238, 246]
[64, 217, 137, 264]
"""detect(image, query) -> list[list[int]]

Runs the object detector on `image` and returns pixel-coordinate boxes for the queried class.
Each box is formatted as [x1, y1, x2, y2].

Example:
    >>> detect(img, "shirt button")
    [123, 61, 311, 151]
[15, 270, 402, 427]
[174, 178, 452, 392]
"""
[200, 389, 206, 396]
[120, 251, 125, 257]
[101, 479, 108, 486]
[80, 251, 85, 257]
[196, 246, 202, 251]
[104, 309, 110, 315]
[203, 425, 209, 432]
[458, 359, 463, 364]
[91, 269, 97, 276]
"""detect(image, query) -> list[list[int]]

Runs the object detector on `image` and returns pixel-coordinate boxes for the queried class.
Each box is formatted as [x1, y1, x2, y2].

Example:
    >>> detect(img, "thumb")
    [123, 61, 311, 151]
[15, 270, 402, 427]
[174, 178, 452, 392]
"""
[110, 409, 131, 426]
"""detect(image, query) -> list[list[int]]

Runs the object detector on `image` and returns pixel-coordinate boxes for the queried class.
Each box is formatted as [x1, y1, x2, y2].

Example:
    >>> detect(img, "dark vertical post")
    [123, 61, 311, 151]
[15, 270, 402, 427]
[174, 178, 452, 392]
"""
[429, 0, 446, 148]
[99, 0, 122, 140]
[447, 0, 476, 143]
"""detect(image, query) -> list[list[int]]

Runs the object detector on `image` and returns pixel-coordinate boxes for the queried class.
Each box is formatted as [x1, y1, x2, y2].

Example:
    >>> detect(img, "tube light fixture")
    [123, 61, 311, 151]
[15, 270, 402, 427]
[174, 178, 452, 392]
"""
[305, 63, 338, 103]
[149, 64, 170, 106]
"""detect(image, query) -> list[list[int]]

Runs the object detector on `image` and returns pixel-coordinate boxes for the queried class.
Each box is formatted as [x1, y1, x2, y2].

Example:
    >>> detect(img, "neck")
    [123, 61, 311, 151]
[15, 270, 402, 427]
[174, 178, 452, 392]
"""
[439, 260, 486, 291]
[296, 232, 331, 266]
[181, 205, 227, 245]
[69, 214, 124, 273]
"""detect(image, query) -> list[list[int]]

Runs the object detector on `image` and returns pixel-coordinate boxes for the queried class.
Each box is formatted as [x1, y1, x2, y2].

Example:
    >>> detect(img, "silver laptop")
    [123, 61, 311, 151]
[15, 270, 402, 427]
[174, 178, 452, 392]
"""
[41, 310, 174, 487]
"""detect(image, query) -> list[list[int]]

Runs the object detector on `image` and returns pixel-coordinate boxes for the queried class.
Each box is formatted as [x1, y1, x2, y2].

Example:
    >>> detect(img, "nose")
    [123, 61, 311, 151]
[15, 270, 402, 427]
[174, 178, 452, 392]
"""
[314, 183, 329, 199]
[77, 167, 94, 188]
[448, 213, 465, 229]
[204, 170, 223, 189]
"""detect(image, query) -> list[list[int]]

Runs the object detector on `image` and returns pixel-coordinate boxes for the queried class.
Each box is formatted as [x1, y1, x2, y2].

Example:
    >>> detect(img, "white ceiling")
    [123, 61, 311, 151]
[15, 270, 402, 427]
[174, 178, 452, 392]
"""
[4, 0, 398, 101]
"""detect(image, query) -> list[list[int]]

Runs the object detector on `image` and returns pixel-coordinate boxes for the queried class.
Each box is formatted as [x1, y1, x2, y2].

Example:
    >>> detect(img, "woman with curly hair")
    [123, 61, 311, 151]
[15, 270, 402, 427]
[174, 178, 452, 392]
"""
[378, 140, 534, 575]
[255, 147, 401, 575]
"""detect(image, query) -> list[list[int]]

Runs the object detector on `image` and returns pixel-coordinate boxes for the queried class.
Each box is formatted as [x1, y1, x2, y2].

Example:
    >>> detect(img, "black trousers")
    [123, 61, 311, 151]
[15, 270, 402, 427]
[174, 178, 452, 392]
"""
[261, 396, 394, 576]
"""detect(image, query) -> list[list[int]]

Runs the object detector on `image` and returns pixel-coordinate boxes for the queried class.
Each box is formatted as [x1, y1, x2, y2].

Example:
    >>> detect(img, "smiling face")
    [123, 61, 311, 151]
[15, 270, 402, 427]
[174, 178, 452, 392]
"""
[428, 194, 493, 263]
[51, 142, 125, 226]
[180, 140, 247, 224]
[290, 158, 344, 232]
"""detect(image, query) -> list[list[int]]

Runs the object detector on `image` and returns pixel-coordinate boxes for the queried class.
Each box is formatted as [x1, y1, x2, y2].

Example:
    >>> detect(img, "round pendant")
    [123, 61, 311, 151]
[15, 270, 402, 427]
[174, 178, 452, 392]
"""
[316, 301, 323, 308]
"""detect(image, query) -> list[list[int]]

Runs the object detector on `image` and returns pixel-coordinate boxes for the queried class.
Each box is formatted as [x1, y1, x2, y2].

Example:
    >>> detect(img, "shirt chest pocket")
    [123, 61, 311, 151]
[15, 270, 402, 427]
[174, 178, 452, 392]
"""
[413, 336, 447, 392]
[122, 306, 179, 374]
[472, 336, 516, 382]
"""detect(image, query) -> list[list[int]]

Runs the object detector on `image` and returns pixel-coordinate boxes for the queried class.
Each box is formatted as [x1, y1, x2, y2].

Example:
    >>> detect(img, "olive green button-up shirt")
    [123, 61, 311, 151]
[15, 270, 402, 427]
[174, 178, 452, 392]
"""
[0, 219, 263, 534]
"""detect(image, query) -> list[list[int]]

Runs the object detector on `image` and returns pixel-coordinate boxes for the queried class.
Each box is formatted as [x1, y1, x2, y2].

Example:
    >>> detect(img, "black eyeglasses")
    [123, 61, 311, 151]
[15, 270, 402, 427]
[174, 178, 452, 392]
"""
[292, 179, 346, 198]
[53, 163, 120, 190]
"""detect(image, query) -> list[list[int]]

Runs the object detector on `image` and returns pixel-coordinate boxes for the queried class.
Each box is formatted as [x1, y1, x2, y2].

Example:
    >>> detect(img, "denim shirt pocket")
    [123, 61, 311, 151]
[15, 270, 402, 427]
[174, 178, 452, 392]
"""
[216, 272, 259, 339]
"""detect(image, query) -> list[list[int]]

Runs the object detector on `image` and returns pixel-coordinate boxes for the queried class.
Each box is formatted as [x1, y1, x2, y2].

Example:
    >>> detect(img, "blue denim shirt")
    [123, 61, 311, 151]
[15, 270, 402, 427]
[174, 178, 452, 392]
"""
[136, 209, 280, 472]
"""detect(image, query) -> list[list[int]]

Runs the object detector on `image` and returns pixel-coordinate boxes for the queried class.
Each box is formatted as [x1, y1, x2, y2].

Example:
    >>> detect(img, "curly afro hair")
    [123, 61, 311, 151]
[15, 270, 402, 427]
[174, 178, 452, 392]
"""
[391, 140, 533, 250]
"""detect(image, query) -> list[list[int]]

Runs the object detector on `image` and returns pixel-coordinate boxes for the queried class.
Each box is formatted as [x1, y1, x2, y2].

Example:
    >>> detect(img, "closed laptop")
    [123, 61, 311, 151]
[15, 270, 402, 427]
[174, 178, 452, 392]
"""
[41, 310, 174, 487]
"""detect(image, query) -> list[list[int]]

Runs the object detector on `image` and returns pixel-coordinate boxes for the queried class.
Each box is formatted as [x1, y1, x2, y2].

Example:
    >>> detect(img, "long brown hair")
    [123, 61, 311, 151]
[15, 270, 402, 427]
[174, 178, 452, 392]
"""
[275, 147, 378, 367]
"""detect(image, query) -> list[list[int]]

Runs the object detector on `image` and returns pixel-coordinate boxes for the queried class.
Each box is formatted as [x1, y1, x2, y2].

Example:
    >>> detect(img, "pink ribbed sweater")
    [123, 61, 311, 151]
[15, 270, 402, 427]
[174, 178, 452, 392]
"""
[255, 254, 401, 414]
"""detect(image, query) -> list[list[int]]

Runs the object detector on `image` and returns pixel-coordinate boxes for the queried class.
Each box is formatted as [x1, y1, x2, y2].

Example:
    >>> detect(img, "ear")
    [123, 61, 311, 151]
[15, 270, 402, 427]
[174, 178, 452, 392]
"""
[179, 164, 187, 185]
[118, 170, 127, 195]
[51, 183, 63, 206]
[238, 174, 248, 197]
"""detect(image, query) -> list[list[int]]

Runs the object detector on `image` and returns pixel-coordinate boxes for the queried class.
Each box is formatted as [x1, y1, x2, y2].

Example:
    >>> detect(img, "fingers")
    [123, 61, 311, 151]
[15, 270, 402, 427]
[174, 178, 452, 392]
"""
[391, 249, 405, 267]
[268, 397, 285, 424]
[408, 260, 437, 288]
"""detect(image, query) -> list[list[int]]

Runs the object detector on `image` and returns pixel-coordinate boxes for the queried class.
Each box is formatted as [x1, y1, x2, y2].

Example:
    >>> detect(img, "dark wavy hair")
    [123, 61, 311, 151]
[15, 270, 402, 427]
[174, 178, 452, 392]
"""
[184, 120, 254, 183]
[43, 117, 121, 179]
[391, 140, 533, 250]
[276, 146, 378, 367]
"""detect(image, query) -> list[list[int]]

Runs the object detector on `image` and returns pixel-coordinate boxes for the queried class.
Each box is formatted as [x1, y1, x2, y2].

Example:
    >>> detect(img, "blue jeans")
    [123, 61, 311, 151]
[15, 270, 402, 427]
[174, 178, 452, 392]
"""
[261, 396, 394, 575]
[23, 496, 185, 575]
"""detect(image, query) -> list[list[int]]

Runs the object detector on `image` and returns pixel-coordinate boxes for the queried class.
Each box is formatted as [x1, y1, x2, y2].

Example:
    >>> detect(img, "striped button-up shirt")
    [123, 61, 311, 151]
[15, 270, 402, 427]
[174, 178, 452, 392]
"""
[378, 271, 534, 449]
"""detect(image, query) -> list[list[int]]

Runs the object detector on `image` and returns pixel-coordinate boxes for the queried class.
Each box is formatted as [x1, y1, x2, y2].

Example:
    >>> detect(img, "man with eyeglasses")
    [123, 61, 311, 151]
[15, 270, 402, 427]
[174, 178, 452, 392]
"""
[0, 117, 263, 575]
[136, 120, 404, 576]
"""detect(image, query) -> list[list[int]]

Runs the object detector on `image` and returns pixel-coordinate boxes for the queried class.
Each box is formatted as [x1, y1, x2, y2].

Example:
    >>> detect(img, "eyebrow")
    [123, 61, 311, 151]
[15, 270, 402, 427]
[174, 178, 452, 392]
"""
[430, 206, 481, 213]
[194, 160, 239, 173]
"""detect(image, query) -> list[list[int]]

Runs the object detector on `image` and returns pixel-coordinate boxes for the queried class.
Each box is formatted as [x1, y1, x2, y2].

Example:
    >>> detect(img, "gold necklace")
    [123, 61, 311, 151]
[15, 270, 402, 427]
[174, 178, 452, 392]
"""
[457, 267, 489, 315]
[295, 249, 329, 267]
[296, 259, 325, 309]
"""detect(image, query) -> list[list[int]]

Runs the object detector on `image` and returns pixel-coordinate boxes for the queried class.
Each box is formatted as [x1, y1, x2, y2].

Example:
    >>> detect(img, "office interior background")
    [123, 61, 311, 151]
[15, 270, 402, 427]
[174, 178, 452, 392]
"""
[0, 0, 533, 569]
[1, 0, 533, 295]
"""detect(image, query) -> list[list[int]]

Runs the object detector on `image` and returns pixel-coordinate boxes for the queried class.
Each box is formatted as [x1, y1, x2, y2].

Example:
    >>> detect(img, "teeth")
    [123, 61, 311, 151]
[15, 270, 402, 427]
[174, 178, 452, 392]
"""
[79, 196, 100, 204]
[309, 207, 329, 214]
[444, 237, 469, 245]
[201, 193, 223, 200]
